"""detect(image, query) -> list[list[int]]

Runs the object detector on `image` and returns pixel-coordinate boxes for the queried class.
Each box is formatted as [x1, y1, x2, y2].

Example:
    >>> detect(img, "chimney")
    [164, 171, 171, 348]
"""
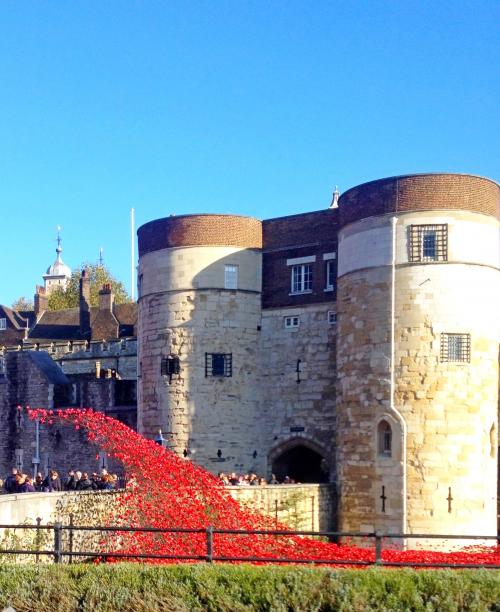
[34, 286, 47, 318]
[98, 284, 114, 311]
[79, 268, 91, 339]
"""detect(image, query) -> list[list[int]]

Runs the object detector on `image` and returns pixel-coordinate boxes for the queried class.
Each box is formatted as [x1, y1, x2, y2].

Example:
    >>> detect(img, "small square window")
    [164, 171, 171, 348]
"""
[327, 311, 337, 325]
[284, 316, 300, 329]
[205, 353, 232, 377]
[0, 318, 6, 330]
[224, 265, 238, 289]
[440, 333, 470, 363]
[291, 264, 312, 294]
[409, 224, 448, 262]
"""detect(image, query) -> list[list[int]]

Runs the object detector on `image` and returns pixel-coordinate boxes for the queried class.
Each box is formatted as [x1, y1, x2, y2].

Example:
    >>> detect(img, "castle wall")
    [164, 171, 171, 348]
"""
[137, 216, 265, 475]
[260, 303, 336, 477]
[336, 207, 499, 537]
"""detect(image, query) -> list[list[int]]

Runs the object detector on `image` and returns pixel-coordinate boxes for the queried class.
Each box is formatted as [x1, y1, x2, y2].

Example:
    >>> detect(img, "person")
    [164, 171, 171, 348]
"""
[64, 469, 76, 491]
[228, 472, 239, 486]
[4, 468, 19, 494]
[34, 472, 44, 492]
[269, 474, 279, 485]
[76, 472, 93, 491]
[42, 470, 62, 492]
[19, 475, 36, 493]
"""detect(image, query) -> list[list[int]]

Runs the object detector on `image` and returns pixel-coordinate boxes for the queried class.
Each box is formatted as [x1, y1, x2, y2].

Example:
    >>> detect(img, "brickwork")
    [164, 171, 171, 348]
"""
[339, 174, 499, 228]
[262, 210, 338, 308]
[138, 214, 263, 256]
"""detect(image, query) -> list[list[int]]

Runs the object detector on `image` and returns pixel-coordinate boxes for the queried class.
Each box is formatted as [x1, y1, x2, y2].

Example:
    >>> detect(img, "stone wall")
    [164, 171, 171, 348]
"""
[137, 244, 264, 474]
[336, 210, 499, 537]
[227, 484, 336, 532]
[260, 303, 337, 479]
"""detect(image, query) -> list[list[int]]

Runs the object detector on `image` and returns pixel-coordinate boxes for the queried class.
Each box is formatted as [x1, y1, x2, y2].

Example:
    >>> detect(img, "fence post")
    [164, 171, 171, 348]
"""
[206, 525, 213, 563]
[53, 522, 63, 564]
[374, 530, 383, 566]
[35, 517, 42, 564]
[68, 514, 74, 564]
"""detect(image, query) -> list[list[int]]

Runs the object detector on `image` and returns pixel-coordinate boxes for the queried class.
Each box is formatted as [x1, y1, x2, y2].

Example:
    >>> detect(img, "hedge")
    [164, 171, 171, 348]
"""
[0, 564, 498, 611]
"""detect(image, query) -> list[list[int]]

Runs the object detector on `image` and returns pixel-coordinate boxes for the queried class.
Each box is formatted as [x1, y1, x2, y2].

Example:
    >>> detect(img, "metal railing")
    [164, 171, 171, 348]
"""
[0, 520, 499, 569]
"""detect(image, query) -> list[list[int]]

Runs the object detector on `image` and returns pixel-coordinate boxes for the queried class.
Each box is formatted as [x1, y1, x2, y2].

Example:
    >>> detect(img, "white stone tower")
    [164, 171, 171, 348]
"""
[43, 227, 71, 295]
[336, 173, 500, 540]
[137, 214, 265, 474]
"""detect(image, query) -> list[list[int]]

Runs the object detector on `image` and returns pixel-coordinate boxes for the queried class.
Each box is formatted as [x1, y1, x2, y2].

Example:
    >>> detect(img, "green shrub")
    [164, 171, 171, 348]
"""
[0, 564, 497, 611]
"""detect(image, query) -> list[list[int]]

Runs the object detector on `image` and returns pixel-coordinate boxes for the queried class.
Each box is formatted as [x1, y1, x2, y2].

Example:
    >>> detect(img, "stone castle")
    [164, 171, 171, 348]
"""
[1, 172, 499, 538]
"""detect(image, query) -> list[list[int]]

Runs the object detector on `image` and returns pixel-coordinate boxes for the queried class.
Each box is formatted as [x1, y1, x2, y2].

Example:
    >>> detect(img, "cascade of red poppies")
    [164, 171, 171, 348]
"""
[28, 408, 500, 566]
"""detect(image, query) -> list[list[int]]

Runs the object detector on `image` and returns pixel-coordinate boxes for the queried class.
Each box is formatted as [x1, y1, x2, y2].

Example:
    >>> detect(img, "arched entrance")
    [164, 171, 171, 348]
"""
[270, 439, 329, 483]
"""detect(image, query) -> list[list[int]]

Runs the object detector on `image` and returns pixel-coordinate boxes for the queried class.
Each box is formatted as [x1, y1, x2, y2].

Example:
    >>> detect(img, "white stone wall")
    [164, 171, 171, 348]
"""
[336, 209, 500, 538]
[339, 211, 500, 276]
[138, 246, 265, 475]
[139, 246, 262, 294]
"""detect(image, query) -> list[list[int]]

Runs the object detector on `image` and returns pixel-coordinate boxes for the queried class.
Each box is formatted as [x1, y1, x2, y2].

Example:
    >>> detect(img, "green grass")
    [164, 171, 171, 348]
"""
[0, 564, 498, 611]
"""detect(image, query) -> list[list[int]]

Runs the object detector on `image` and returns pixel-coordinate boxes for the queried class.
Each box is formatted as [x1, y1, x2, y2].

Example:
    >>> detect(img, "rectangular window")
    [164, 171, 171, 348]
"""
[409, 224, 448, 262]
[291, 264, 312, 294]
[115, 380, 137, 406]
[0, 318, 6, 330]
[327, 311, 337, 325]
[284, 316, 300, 329]
[440, 333, 470, 363]
[205, 353, 232, 377]
[0, 356, 5, 377]
[325, 260, 335, 291]
[224, 265, 238, 289]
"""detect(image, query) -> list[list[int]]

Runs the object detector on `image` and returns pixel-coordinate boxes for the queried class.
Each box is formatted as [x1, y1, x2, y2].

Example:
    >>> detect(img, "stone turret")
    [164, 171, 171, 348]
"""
[336, 173, 500, 542]
[137, 214, 264, 473]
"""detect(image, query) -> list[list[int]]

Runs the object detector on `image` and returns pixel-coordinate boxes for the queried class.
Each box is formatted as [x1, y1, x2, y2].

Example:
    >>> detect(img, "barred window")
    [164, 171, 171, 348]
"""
[291, 264, 312, 294]
[205, 353, 232, 377]
[0, 318, 6, 330]
[409, 224, 447, 262]
[440, 333, 470, 363]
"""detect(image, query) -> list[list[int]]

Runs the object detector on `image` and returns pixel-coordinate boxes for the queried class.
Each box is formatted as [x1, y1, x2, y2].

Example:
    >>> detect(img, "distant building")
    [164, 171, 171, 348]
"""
[0, 238, 137, 477]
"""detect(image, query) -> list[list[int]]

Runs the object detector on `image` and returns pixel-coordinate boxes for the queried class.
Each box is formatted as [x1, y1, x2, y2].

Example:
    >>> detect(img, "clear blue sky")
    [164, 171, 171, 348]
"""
[1, 1, 498, 306]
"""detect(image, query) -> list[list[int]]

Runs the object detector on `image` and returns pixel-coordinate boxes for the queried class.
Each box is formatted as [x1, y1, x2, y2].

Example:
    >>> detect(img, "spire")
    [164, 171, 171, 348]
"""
[43, 225, 72, 295]
[56, 225, 62, 255]
[99, 246, 104, 267]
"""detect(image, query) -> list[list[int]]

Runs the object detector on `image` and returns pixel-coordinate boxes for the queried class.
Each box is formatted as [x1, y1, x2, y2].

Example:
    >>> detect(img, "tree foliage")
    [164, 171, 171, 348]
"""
[11, 296, 34, 311]
[47, 263, 132, 311]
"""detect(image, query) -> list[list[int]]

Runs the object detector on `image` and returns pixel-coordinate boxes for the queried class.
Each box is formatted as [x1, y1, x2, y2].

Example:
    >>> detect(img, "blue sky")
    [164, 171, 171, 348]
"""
[1, 1, 498, 305]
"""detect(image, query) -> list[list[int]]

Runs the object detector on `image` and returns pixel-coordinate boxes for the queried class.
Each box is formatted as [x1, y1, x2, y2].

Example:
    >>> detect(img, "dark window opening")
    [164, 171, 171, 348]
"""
[205, 353, 232, 377]
[378, 420, 392, 457]
[114, 380, 137, 406]
[161, 356, 180, 377]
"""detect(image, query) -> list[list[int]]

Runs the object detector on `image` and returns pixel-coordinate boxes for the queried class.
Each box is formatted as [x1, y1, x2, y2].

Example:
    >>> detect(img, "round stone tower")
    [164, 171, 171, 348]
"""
[137, 214, 264, 475]
[336, 173, 500, 539]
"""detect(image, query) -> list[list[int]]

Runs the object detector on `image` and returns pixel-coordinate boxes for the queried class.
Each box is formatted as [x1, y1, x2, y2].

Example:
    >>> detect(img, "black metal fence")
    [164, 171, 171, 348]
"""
[0, 520, 499, 569]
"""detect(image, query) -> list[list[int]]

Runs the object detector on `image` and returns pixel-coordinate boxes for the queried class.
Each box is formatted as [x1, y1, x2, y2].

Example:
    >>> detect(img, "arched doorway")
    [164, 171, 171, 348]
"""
[270, 439, 329, 483]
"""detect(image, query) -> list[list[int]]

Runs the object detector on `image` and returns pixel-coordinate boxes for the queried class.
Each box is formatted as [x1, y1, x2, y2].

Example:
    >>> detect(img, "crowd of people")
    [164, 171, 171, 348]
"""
[1, 467, 121, 494]
[218, 472, 298, 486]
